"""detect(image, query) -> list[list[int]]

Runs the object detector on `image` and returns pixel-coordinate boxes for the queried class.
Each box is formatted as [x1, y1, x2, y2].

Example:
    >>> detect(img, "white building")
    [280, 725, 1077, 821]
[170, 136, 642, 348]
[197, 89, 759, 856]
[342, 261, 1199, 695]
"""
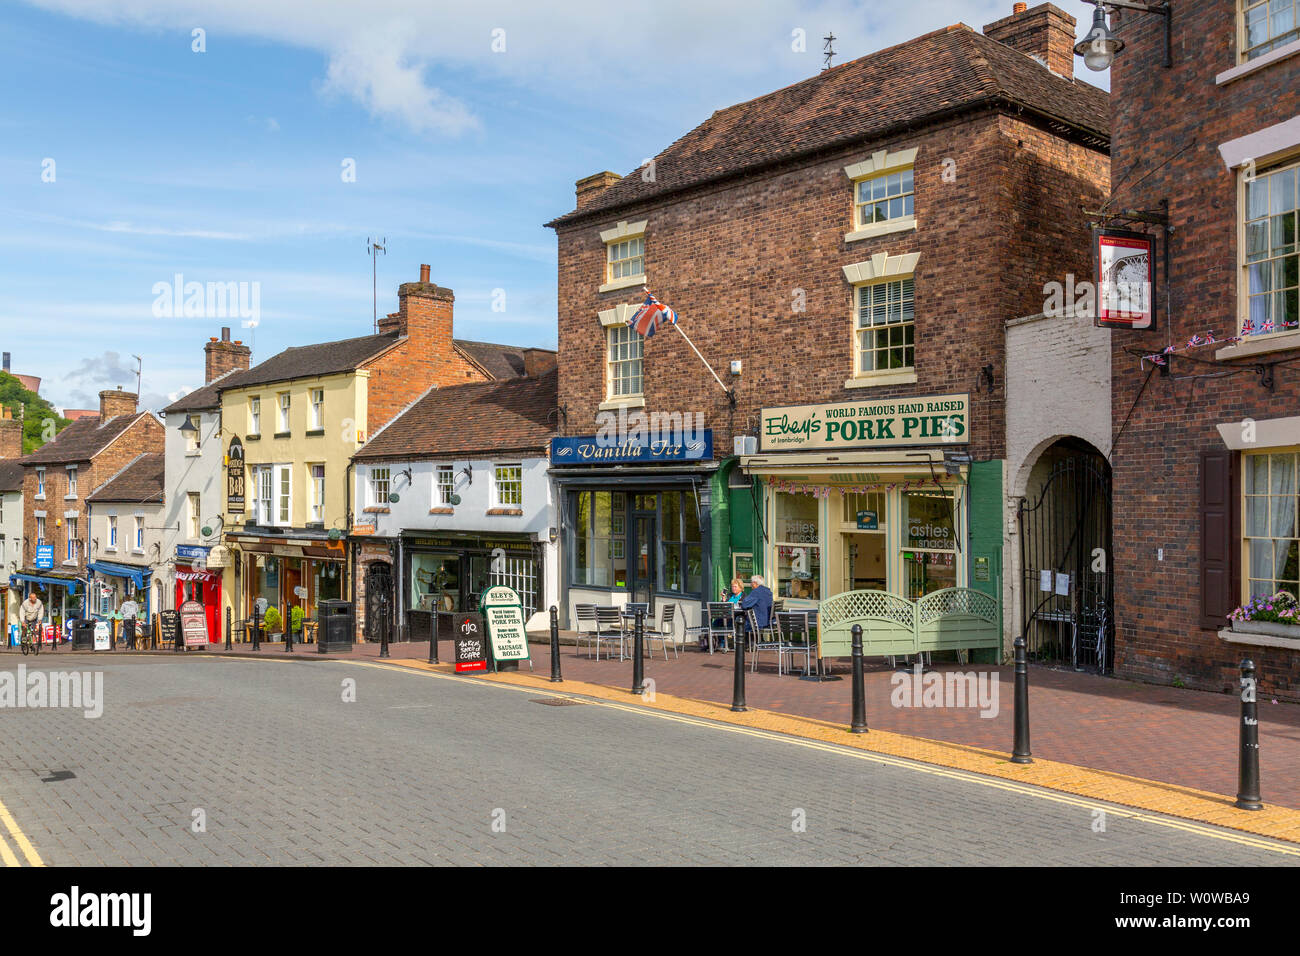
[0, 460, 22, 631]
[84, 453, 166, 622]
[350, 371, 558, 641]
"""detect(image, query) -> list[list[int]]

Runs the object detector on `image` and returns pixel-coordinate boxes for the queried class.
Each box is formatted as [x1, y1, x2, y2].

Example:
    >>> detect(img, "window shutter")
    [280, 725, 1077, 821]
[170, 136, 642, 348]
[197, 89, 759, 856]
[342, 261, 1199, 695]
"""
[1199, 449, 1239, 628]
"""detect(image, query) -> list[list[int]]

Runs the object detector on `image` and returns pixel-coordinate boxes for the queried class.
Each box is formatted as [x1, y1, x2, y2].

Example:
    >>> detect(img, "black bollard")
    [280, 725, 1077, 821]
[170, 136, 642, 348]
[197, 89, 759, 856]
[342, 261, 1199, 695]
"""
[730, 613, 747, 712]
[225, 607, 232, 652]
[850, 624, 868, 733]
[631, 608, 645, 694]
[252, 616, 260, 652]
[1011, 636, 1032, 764]
[427, 615, 440, 664]
[549, 605, 562, 683]
[379, 606, 390, 659]
[1236, 659, 1263, 811]
[284, 603, 293, 653]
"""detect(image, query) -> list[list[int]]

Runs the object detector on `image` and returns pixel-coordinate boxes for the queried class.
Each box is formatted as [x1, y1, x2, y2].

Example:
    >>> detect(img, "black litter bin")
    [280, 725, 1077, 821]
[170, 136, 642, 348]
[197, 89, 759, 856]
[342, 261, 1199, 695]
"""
[317, 600, 355, 653]
[408, 609, 433, 643]
[70, 619, 95, 651]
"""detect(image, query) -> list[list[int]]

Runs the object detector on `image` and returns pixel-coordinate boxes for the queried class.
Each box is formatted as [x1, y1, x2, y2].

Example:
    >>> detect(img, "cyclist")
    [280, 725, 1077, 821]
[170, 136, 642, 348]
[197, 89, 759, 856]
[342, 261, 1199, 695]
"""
[18, 590, 45, 653]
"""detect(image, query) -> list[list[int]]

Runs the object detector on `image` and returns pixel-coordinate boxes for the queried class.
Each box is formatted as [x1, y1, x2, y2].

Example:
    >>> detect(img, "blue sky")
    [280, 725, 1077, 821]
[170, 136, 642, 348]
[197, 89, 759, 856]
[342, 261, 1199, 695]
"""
[0, 0, 1106, 413]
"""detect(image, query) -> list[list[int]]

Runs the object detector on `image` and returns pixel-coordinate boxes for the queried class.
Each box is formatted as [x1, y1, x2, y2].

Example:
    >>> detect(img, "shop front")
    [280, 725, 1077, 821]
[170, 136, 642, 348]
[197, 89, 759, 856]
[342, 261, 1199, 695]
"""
[744, 394, 1004, 660]
[404, 531, 544, 620]
[172, 545, 222, 642]
[87, 560, 152, 624]
[552, 430, 717, 631]
[228, 532, 346, 632]
[8, 571, 84, 641]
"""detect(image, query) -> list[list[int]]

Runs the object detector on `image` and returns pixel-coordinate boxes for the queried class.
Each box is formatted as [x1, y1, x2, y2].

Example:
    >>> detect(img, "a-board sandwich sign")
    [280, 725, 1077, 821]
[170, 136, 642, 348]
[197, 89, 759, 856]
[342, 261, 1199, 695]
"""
[479, 585, 530, 671]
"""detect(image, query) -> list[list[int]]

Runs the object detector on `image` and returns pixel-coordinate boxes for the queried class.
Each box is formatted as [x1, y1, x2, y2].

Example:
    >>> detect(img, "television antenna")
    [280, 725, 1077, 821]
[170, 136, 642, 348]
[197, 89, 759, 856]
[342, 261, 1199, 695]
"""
[131, 354, 142, 398]
[367, 237, 387, 332]
[823, 32, 836, 70]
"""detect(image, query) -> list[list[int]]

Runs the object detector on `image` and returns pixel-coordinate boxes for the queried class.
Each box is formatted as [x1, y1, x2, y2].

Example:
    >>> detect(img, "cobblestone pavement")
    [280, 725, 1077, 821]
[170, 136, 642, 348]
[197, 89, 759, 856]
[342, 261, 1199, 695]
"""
[0, 656, 1294, 866]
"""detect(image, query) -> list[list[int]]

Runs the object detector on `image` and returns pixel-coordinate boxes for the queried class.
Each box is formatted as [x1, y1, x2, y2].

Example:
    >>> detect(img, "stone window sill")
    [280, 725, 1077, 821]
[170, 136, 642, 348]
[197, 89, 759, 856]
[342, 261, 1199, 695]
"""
[273, 432, 291, 439]
[429, 507, 454, 515]
[486, 508, 523, 516]
[363, 506, 390, 514]
[844, 217, 917, 244]
[305, 429, 324, 437]
[1216, 38, 1300, 85]
[599, 274, 646, 294]
[844, 369, 918, 389]
[245, 434, 261, 442]
[1217, 627, 1300, 651]
[599, 395, 645, 410]
[1214, 328, 1300, 360]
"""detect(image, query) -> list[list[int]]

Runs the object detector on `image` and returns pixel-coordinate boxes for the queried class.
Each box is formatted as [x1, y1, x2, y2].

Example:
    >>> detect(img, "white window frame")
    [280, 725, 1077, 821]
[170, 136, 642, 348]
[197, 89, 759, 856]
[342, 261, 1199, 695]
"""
[254, 465, 274, 525]
[606, 325, 644, 400]
[65, 466, 77, 499]
[276, 464, 292, 525]
[249, 396, 261, 435]
[436, 465, 455, 506]
[107, 515, 118, 551]
[133, 515, 143, 552]
[310, 389, 324, 430]
[35, 468, 45, 498]
[1240, 156, 1300, 338]
[493, 464, 523, 508]
[186, 414, 201, 453]
[844, 148, 919, 242]
[1239, 0, 1300, 63]
[309, 464, 325, 522]
[370, 466, 391, 507]
[65, 516, 78, 563]
[598, 220, 648, 292]
[853, 276, 917, 377]
[188, 492, 201, 539]
[36, 515, 46, 546]
[277, 392, 291, 433]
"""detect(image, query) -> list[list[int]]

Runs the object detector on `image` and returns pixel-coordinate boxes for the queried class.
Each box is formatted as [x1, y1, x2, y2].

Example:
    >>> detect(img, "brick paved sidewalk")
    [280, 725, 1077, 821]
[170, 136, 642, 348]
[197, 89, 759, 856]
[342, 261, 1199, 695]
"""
[35, 632, 1299, 809]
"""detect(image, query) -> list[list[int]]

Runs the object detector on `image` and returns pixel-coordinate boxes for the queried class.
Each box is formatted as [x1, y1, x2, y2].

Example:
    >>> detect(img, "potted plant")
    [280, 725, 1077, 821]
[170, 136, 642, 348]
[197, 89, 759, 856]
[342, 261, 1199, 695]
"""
[290, 606, 305, 637]
[263, 606, 283, 636]
[1228, 590, 1300, 641]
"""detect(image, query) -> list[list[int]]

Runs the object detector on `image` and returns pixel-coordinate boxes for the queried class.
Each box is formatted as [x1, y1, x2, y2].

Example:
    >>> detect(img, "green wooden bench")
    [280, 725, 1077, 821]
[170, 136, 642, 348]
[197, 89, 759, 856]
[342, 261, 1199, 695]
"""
[818, 587, 1001, 659]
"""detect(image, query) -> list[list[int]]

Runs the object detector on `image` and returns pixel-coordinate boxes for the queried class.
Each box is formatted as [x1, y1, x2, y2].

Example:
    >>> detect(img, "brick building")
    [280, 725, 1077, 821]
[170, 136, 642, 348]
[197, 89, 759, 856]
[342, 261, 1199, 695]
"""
[11, 388, 163, 635]
[546, 4, 1109, 641]
[1101, 0, 1300, 696]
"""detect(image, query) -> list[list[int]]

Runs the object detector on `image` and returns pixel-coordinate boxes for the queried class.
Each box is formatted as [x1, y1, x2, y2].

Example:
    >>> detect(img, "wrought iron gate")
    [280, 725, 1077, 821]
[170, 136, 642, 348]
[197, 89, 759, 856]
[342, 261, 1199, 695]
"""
[1018, 455, 1113, 673]
[364, 561, 393, 644]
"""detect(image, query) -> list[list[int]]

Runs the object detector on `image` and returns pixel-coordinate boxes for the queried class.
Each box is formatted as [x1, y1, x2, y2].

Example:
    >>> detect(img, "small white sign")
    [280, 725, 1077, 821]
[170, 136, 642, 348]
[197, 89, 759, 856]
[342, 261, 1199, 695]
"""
[1039, 569, 1053, 593]
[93, 621, 111, 651]
[1055, 572, 1070, 596]
[294, 586, 307, 599]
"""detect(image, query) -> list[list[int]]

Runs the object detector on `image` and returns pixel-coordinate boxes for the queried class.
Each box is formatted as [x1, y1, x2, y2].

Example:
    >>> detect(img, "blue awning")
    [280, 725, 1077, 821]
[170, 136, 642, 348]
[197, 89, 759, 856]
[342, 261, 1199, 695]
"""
[87, 561, 150, 589]
[8, 573, 81, 594]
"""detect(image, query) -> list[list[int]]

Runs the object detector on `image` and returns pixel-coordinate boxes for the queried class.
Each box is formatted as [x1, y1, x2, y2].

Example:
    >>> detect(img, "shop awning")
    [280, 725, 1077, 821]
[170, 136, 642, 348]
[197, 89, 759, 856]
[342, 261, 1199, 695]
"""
[8, 572, 81, 594]
[740, 448, 952, 476]
[87, 561, 150, 589]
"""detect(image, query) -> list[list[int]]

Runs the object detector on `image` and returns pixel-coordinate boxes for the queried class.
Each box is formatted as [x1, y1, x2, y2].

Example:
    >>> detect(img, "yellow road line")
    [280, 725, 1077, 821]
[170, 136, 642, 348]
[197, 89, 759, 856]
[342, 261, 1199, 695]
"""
[341, 657, 1300, 855]
[0, 794, 43, 866]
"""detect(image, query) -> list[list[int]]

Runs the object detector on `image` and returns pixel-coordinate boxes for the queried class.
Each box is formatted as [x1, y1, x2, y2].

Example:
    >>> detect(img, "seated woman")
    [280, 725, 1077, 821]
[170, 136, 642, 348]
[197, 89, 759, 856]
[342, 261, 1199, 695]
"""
[701, 577, 745, 651]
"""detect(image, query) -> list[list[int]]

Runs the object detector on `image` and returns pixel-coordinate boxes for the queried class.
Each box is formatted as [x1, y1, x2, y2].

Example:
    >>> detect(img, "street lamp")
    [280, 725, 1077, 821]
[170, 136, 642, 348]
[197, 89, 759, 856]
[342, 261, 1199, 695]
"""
[1074, 0, 1171, 72]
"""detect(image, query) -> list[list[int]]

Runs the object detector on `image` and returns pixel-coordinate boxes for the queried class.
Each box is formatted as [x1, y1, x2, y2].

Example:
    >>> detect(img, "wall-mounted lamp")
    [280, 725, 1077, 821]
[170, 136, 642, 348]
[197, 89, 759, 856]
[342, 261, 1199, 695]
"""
[178, 416, 199, 438]
[548, 527, 558, 544]
[1074, 0, 1171, 72]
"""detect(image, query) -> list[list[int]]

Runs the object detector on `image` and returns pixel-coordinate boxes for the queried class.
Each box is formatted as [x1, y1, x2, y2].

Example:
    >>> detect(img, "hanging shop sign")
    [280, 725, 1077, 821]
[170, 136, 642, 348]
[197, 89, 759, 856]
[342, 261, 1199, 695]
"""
[551, 429, 713, 464]
[1093, 227, 1155, 330]
[480, 585, 530, 667]
[226, 437, 245, 514]
[759, 394, 969, 452]
[452, 612, 488, 673]
[178, 599, 208, 648]
[176, 544, 209, 563]
[856, 510, 879, 530]
[206, 545, 232, 569]
[35, 545, 55, 570]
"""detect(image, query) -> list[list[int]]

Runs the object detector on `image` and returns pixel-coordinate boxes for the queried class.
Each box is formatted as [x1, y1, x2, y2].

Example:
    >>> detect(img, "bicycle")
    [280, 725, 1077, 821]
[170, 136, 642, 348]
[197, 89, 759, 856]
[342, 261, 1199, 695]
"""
[20, 622, 41, 656]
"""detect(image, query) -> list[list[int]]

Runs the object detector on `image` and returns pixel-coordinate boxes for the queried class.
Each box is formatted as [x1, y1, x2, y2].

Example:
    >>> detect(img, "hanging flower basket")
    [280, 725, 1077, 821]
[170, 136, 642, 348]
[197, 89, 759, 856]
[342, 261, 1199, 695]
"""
[1228, 591, 1300, 642]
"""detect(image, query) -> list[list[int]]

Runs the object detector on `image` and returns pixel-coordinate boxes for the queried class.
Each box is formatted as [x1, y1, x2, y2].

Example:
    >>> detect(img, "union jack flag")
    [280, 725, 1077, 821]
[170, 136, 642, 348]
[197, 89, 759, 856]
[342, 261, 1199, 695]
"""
[627, 292, 678, 338]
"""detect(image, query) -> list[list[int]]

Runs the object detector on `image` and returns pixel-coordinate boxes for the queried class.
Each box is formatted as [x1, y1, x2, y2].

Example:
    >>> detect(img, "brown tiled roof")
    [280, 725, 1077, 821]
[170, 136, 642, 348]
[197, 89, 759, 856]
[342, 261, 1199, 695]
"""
[547, 23, 1109, 226]
[353, 369, 557, 461]
[455, 340, 551, 380]
[161, 368, 251, 414]
[0, 459, 23, 492]
[219, 332, 401, 392]
[87, 453, 165, 503]
[21, 411, 154, 466]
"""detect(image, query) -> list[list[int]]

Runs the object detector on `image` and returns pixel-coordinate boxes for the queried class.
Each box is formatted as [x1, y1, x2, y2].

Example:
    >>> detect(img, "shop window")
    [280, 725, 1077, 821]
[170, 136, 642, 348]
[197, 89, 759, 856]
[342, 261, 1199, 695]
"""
[607, 325, 643, 399]
[774, 493, 821, 600]
[412, 553, 461, 612]
[1243, 450, 1300, 598]
[253, 555, 280, 612]
[1243, 159, 1299, 335]
[902, 487, 957, 599]
[1240, 0, 1299, 62]
[571, 491, 626, 588]
[660, 490, 703, 594]
[314, 559, 342, 602]
[856, 277, 915, 373]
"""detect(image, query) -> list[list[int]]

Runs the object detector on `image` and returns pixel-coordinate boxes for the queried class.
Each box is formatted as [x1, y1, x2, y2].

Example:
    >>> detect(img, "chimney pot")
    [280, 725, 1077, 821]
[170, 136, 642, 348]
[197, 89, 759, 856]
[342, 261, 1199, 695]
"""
[1014, 2, 1026, 12]
[419, 263, 431, 283]
[221, 326, 231, 342]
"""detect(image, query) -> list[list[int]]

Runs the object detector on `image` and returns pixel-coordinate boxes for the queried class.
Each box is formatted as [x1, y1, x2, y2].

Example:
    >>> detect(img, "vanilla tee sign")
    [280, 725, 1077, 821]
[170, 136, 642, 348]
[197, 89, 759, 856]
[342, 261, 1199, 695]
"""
[480, 585, 530, 668]
[760, 394, 969, 452]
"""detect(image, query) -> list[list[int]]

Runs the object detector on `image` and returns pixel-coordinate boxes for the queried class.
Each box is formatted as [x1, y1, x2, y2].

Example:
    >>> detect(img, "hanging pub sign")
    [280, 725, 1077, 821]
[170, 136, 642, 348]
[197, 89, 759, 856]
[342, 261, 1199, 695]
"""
[452, 612, 488, 673]
[1093, 227, 1156, 330]
[760, 394, 969, 452]
[479, 585, 531, 669]
[178, 599, 208, 648]
[226, 437, 245, 514]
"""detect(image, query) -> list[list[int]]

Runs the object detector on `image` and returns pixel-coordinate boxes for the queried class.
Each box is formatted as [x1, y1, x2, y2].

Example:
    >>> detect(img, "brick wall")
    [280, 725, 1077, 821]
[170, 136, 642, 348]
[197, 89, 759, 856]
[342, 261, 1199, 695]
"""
[983, 2, 1077, 79]
[204, 327, 252, 383]
[0, 407, 20, 458]
[552, 109, 1108, 463]
[1108, 1, 1300, 697]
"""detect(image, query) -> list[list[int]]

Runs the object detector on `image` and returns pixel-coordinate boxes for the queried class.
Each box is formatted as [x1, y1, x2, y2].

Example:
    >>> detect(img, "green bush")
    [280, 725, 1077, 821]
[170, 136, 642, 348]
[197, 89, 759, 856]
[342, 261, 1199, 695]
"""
[263, 607, 282, 631]
[290, 606, 305, 632]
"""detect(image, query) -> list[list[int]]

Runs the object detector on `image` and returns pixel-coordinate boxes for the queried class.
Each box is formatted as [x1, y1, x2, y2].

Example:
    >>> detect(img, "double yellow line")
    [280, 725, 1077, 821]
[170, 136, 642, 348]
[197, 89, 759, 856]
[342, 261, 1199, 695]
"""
[0, 794, 42, 866]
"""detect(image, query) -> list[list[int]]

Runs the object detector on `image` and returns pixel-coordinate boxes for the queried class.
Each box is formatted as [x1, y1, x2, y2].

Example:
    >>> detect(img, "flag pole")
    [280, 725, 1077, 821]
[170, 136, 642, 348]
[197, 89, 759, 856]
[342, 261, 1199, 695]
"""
[672, 322, 731, 396]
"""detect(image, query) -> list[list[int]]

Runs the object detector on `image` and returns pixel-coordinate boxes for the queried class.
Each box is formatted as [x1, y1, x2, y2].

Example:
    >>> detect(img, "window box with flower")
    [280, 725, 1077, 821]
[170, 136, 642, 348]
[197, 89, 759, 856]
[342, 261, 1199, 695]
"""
[1227, 591, 1300, 641]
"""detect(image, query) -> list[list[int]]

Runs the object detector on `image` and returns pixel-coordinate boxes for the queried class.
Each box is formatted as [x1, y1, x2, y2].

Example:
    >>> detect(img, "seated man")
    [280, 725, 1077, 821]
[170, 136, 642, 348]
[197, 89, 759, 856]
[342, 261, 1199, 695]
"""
[739, 574, 774, 632]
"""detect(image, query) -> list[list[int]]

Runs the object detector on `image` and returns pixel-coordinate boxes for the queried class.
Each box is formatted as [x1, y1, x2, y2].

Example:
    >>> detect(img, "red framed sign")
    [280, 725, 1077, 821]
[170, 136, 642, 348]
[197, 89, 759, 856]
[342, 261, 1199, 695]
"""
[1093, 227, 1156, 330]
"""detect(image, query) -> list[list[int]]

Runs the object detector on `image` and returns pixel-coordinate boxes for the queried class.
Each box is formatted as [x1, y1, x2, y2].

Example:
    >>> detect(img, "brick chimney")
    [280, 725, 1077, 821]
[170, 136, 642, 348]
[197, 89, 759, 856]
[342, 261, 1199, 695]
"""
[204, 326, 252, 383]
[576, 171, 622, 210]
[99, 387, 138, 422]
[983, 2, 1076, 79]
[0, 406, 21, 458]
[384, 264, 456, 362]
[522, 348, 557, 377]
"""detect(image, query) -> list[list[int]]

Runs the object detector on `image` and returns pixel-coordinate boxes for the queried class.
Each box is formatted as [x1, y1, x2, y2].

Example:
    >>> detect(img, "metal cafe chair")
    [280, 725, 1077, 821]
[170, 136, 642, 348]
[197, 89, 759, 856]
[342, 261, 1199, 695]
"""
[774, 611, 814, 677]
[643, 603, 679, 660]
[705, 602, 736, 654]
[593, 606, 627, 660]
[573, 604, 599, 657]
[746, 607, 781, 673]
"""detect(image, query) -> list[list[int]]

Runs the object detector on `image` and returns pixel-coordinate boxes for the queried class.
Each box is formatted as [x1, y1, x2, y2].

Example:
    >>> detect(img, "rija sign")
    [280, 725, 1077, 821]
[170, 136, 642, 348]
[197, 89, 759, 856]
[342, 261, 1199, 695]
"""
[760, 394, 969, 452]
